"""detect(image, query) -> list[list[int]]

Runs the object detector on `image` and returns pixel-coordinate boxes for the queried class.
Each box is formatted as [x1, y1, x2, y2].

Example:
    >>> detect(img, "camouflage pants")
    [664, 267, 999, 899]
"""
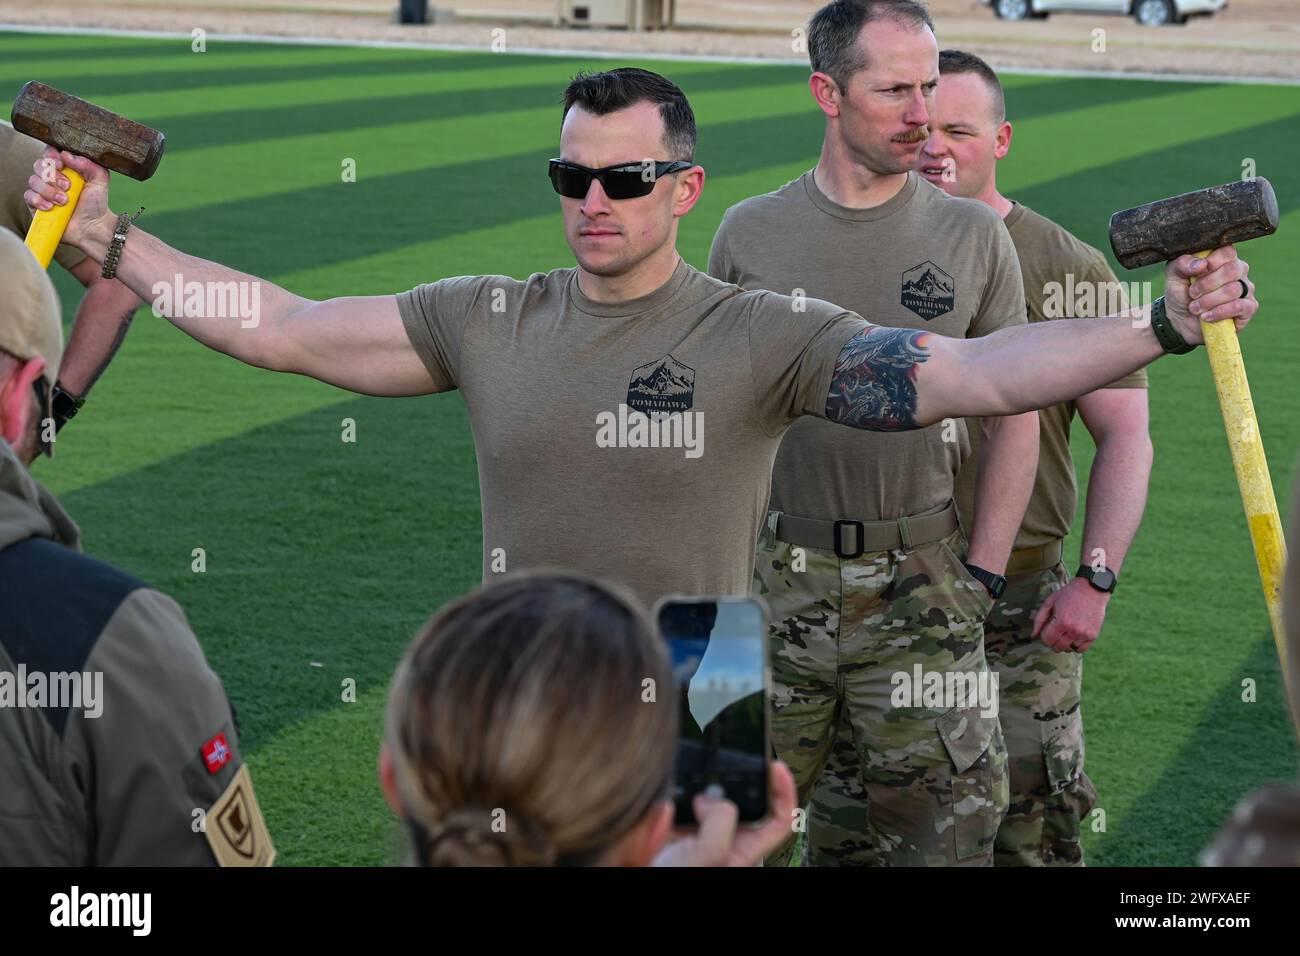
[806, 559, 1097, 867]
[756, 521, 1008, 867]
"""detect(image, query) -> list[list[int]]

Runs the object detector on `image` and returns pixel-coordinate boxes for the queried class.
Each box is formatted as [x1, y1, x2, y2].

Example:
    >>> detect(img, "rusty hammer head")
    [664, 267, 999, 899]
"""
[10, 80, 165, 181]
[1109, 179, 1278, 270]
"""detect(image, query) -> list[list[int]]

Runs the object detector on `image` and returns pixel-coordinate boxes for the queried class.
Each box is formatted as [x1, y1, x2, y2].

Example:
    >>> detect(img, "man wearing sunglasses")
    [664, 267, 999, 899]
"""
[26, 69, 1255, 668]
[550, 158, 694, 202]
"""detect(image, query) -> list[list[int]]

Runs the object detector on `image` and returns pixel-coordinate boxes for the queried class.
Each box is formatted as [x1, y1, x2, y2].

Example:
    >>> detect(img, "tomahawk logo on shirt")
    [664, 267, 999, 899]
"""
[626, 354, 695, 413]
[595, 353, 705, 459]
[901, 260, 955, 320]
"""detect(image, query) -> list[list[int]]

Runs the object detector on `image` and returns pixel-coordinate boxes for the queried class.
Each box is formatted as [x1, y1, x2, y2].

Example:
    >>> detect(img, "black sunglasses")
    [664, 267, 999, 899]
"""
[548, 159, 693, 200]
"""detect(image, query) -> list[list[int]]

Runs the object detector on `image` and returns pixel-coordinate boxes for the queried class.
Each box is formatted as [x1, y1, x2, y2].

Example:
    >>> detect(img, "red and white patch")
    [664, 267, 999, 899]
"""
[201, 732, 233, 775]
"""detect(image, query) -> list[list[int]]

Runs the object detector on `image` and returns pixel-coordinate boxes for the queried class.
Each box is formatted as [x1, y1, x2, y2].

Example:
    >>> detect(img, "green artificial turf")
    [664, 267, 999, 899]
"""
[3, 30, 1296, 866]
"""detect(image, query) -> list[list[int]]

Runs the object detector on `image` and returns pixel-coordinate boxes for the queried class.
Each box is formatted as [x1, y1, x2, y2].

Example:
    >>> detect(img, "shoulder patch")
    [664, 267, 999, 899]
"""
[201, 732, 234, 774]
[205, 764, 276, 867]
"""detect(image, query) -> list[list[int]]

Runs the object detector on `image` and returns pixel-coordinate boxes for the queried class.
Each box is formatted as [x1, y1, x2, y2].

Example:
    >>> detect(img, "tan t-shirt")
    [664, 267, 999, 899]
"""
[397, 258, 866, 608]
[0, 121, 87, 272]
[954, 201, 1148, 550]
[709, 170, 1026, 522]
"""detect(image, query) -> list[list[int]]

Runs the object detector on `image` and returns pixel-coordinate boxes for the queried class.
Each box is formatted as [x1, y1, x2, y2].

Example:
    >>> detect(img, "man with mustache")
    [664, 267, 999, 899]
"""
[710, 0, 1038, 865]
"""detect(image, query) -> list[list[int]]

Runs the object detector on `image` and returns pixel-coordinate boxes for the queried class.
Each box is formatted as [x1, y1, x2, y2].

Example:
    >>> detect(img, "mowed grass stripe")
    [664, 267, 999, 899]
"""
[246, 685, 400, 866]
[0, 43, 489, 86]
[0, 59, 675, 129]
[1084, 636, 1295, 865]
[74, 63, 812, 156]
[0, 41, 756, 85]
[0, 47, 537, 98]
[1012, 111, 1300, 263]
[1002, 74, 1221, 123]
[1002, 87, 1300, 194]
[0, 37, 198, 61]
[59, 393, 484, 763]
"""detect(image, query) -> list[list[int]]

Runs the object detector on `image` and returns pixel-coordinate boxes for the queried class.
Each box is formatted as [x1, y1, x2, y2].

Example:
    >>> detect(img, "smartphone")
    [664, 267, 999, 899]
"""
[655, 595, 770, 826]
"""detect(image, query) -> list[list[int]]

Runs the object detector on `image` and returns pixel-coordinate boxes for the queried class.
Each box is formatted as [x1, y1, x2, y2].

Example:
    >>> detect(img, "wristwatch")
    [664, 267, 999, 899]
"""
[50, 383, 85, 432]
[1077, 565, 1118, 594]
[963, 563, 1007, 600]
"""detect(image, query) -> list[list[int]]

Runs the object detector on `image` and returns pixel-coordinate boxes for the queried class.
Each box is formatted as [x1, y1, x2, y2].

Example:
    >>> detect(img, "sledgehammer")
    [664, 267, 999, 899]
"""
[1110, 179, 1286, 676]
[10, 80, 165, 268]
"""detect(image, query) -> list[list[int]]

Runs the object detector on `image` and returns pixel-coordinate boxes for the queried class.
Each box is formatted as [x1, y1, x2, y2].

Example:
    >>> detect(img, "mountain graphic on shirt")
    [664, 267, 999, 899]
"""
[901, 260, 955, 320]
[627, 354, 696, 413]
[902, 268, 954, 300]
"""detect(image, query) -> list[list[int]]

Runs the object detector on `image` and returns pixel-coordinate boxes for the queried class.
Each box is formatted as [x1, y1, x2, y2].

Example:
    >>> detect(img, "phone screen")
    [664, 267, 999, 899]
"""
[657, 596, 769, 825]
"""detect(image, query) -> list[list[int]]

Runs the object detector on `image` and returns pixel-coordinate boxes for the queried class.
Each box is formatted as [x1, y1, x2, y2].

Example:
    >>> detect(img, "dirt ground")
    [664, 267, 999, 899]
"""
[1, 0, 1297, 80]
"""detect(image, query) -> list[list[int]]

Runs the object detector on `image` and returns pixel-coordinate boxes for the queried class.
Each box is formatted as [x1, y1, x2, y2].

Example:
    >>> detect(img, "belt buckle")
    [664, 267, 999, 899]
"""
[833, 519, 865, 560]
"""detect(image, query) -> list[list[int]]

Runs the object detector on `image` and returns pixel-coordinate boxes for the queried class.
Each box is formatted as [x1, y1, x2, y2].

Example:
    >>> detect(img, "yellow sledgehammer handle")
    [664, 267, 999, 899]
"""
[24, 166, 84, 269]
[1194, 250, 1289, 682]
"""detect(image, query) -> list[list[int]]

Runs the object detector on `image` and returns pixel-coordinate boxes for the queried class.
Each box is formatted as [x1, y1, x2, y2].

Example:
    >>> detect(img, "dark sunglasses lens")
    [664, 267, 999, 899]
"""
[550, 164, 592, 199]
[599, 168, 658, 200]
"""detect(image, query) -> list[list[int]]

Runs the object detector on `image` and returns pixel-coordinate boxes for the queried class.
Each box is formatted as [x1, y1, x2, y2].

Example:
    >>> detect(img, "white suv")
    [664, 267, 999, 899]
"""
[983, 0, 1227, 27]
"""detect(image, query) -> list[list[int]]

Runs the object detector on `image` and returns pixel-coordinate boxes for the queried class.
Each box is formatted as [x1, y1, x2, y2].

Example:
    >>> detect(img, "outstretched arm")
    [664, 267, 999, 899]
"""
[26, 148, 437, 397]
[826, 248, 1256, 429]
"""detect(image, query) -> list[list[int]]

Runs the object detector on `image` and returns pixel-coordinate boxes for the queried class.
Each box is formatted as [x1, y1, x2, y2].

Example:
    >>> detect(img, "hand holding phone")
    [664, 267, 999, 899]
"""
[655, 596, 771, 825]
[653, 760, 798, 867]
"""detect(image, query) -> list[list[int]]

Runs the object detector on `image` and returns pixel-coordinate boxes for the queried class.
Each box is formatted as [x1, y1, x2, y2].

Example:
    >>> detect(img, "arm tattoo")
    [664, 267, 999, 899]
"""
[80, 311, 136, 394]
[824, 327, 930, 431]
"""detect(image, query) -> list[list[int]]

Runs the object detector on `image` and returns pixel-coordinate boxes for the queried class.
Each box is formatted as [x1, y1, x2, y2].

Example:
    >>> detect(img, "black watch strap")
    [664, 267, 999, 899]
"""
[50, 383, 85, 432]
[964, 563, 1007, 601]
[1077, 565, 1118, 593]
[1149, 296, 1195, 355]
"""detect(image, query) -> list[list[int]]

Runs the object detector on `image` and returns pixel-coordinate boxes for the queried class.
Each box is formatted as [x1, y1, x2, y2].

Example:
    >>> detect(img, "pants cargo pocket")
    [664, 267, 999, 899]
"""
[939, 537, 996, 623]
[938, 705, 1009, 863]
[1039, 705, 1096, 866]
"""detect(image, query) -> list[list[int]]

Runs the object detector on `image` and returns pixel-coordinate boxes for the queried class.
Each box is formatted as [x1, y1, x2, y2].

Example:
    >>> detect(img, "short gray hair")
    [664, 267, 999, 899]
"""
[808, 1, 936, 94]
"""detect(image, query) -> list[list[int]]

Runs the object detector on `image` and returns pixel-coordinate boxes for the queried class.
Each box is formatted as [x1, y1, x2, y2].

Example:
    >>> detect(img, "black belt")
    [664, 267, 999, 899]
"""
[771, 500, 960, 559]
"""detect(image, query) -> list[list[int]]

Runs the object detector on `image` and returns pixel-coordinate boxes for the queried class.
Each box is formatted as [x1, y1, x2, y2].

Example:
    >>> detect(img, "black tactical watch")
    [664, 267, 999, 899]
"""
[964, 563, 1007, 600]
[50, 383, 85, 432]
[1077, 564, 1118, 594]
